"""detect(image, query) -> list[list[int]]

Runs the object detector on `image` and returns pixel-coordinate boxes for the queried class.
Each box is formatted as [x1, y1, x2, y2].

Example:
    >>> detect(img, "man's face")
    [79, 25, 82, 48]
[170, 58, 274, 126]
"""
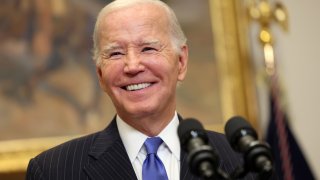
[96, 4, 188, 122]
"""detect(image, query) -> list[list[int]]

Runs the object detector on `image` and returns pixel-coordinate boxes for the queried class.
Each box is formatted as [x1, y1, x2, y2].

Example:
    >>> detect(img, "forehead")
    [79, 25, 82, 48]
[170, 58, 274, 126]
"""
[103, 3, 167, 22]
[98, 3, 170, 39]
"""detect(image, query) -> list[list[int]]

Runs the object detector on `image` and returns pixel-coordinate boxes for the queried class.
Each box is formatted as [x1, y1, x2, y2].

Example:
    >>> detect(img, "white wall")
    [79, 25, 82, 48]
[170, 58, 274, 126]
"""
[271, 1, 320, 178]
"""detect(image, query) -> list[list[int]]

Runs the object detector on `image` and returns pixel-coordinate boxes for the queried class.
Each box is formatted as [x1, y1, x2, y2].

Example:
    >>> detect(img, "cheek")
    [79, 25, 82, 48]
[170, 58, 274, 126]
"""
[148, 61, 176, 80]
[150, 54, 180, 74]
[100, 63, 121, 87]
[162, 59, 180, 79]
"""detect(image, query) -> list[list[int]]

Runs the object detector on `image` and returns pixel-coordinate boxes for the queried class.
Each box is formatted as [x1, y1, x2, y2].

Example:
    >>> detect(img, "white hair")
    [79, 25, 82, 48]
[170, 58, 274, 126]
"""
[92, 0, 187, 65]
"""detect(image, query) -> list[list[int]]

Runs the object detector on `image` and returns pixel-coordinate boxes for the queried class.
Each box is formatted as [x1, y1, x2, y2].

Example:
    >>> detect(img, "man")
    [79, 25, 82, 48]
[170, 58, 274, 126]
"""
[26, 0, 257, 179]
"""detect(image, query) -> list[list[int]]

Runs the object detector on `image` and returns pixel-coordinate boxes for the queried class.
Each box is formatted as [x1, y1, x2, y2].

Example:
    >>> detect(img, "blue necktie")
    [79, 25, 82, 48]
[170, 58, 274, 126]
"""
[142, 137, 168, 180]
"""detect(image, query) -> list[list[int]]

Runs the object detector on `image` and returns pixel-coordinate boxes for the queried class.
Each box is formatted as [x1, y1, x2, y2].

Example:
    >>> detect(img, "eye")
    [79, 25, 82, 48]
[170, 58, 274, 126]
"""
[142, 47, 157, 52]
[108, 51, 124, 59]
[110, 52, 123, 56]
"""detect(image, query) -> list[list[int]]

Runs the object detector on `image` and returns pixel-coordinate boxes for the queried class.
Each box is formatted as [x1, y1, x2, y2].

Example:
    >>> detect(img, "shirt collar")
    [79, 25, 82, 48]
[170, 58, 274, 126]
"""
[116, 112, 181, 163]
[158, 112, 180, 160]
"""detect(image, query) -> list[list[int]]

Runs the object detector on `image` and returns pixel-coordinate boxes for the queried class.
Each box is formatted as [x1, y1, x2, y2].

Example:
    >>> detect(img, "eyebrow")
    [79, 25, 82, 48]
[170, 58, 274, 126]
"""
[139, 40, 160, 46]
[101, 43, 122, 54]
[101, 40, 162, 53]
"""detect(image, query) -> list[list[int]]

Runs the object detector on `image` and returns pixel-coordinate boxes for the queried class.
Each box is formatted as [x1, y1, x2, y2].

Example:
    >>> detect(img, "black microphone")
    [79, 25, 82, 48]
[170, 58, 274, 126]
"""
[225, 116, 273, 177]
[178, 118, 221, 179]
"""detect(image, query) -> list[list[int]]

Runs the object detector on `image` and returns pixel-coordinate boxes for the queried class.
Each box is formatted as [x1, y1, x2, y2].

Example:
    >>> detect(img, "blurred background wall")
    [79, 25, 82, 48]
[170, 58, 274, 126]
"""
[255, 0, 320, 178]
[279, 0, 320, 178]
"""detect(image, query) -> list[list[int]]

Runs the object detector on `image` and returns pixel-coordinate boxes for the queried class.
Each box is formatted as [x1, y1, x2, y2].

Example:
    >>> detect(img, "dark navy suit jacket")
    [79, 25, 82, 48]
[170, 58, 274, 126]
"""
[26, 117, 258, 180]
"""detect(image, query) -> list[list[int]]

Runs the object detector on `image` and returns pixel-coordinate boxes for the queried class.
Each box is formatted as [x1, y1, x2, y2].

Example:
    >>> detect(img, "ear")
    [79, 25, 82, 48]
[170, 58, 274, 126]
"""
[177, 45, 188, 81]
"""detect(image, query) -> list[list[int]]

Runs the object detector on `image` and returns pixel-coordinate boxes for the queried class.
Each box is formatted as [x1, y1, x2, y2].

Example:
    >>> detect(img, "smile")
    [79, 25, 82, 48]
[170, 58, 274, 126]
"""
[125, 83, 152, 91]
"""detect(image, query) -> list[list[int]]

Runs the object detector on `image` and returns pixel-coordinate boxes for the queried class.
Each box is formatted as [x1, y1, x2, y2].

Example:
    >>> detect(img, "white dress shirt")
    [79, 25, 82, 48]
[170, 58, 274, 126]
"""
[117, 112, 181, 180]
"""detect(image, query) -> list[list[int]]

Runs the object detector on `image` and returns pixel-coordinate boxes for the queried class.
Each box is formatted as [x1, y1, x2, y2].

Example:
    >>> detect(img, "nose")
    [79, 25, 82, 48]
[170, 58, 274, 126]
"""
[123, 51, 145, 75]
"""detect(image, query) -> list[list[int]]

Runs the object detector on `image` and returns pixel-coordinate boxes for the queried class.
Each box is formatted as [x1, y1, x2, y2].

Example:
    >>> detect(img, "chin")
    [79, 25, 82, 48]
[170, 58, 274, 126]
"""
[120, 104, 157, 118]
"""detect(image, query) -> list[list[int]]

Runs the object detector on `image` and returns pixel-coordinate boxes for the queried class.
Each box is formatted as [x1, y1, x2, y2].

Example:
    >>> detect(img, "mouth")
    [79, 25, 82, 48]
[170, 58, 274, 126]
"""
[122, 82, 153, 91]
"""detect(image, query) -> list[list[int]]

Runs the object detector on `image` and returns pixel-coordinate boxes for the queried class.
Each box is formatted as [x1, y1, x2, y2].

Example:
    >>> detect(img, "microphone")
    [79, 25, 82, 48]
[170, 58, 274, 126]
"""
[178, 118, 220, 179]
[225, 116, 273, 176]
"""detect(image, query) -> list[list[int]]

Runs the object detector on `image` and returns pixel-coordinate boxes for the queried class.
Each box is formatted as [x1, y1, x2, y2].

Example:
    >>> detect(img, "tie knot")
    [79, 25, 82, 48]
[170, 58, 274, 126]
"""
[144, 137, 163, 154]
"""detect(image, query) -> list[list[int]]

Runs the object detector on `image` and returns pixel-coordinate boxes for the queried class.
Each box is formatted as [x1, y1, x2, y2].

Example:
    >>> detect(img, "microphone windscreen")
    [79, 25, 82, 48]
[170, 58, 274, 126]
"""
[178, 118, 207, 148]
[224, 116, 257, 147]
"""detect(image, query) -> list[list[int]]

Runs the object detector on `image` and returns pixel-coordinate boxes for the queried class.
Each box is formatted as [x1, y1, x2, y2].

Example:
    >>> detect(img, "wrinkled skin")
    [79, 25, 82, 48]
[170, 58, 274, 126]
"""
[96, 3, 188, 136]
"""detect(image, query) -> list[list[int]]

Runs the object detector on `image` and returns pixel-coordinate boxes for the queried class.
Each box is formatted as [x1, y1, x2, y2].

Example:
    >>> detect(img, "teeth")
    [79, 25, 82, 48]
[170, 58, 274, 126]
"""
[126, 83, 151, 91]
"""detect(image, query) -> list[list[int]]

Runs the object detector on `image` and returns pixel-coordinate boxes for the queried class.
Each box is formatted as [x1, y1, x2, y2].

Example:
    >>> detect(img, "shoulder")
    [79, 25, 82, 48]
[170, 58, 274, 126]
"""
[28, 118, 119, 169]
[26, 118, 121, 179]
[206, 130, 233, 153]
[30, 133, 97, 167]
[205, 130, 238, 160]
[26, 131, 100, 180]
[206, 130, 228, 143]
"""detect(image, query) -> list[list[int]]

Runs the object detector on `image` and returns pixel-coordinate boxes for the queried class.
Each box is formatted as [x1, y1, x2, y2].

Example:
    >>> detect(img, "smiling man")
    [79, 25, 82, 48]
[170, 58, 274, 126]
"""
[26, 0, 258, 180]
[95, 1, 188, 137]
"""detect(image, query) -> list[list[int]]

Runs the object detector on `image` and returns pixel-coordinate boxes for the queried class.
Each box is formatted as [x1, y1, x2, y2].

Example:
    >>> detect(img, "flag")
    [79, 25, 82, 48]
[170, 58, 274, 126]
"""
[266, 75, 315, 180]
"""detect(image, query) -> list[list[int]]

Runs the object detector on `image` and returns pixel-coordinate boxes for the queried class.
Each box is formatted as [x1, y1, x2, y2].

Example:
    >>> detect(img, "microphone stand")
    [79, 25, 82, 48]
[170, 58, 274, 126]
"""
[229, 160, 275, 180]
[198, 162, 231, 180]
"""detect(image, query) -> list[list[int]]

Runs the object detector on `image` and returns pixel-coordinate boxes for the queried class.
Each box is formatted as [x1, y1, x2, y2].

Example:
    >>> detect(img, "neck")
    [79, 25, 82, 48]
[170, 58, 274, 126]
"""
[120, 110, 175, 137]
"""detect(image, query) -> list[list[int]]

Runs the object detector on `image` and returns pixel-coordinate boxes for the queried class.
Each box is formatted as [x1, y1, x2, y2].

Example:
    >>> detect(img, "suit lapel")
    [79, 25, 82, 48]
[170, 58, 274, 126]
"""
[84, 118, 137, 180]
